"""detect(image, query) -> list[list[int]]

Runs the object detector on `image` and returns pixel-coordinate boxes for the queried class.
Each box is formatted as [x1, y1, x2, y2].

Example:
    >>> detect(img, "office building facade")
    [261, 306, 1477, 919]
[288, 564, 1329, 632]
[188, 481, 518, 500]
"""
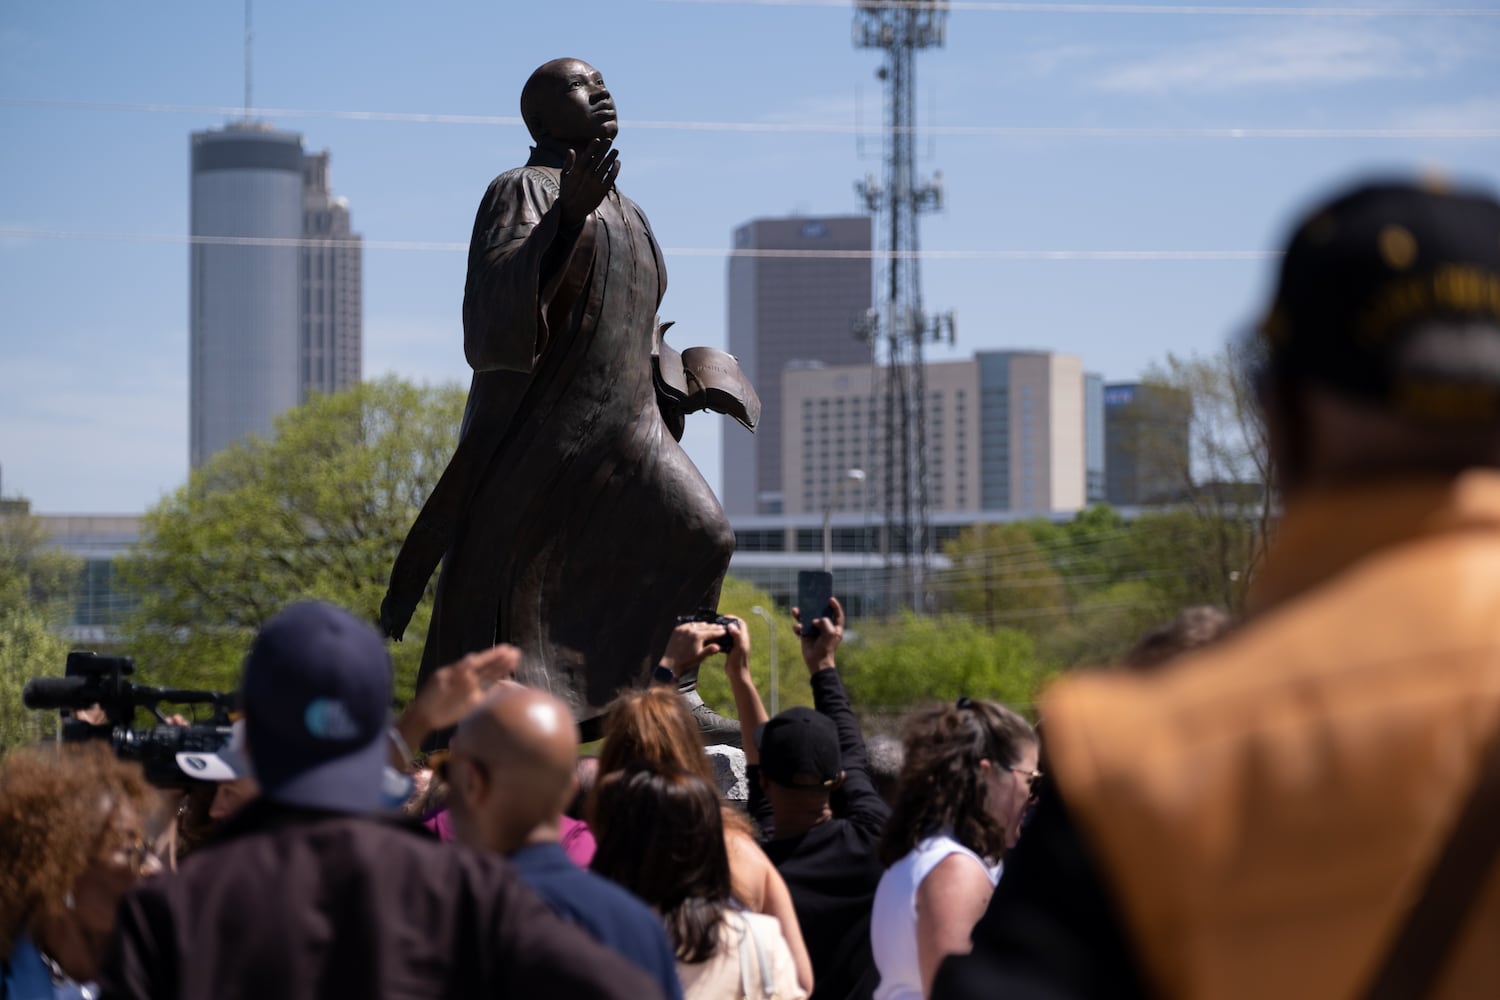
[782, 350, 1089, 518]
[300, 152, 362, 398]
[723, 216, 873, 515]
[189, 123, 362, 469]
[1104, 382, 1193, 506]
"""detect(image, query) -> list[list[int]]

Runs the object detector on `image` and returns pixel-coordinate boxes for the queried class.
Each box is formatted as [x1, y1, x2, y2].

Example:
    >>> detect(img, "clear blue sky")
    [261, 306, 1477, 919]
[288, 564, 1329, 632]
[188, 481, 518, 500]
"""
[3, 0, 1498, 513]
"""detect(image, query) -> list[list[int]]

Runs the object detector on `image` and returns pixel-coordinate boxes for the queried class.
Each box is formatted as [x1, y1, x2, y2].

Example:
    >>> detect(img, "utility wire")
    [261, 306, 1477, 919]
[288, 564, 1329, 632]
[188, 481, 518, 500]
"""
[0, 228, 1280, 260]
[659, 0, 1500, 15]
[3, 99, 1497, 141]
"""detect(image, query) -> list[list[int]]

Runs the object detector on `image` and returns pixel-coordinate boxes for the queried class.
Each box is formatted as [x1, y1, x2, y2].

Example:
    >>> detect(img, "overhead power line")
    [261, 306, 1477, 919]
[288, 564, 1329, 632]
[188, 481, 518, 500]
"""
[2, 100, 1497, 141]
[0, 228, 1281, 260]
[660, 0, 1500, 15]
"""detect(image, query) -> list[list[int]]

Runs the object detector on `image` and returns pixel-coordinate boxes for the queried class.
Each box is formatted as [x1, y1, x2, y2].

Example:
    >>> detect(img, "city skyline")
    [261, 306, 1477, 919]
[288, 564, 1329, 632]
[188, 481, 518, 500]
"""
[3, 1, 1499, 512]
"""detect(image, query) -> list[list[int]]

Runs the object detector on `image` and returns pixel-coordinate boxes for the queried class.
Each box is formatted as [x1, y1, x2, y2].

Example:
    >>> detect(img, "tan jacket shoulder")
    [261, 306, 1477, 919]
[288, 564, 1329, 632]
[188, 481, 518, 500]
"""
[1044, 476, 1500, 1000]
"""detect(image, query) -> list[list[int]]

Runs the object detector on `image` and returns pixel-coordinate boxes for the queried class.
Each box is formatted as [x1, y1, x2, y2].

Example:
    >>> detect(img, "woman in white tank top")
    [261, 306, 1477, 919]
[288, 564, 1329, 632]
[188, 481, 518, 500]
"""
[869, 698, 1038, 1000]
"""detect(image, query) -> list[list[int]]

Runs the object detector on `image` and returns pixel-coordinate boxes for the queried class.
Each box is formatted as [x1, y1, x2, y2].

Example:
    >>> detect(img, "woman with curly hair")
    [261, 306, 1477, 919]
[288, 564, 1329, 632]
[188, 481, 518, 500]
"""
[590, 765, 807, 1000]
[869, 698, 1038, 1000]
[1, 742, 160, 999]
[596, 616, 814, 995]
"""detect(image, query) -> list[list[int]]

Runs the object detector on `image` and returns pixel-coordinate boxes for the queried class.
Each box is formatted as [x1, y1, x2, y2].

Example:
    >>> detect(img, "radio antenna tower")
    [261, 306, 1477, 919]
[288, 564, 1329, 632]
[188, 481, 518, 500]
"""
[243, 0, 254, 120]
[853, 0, 956, 612]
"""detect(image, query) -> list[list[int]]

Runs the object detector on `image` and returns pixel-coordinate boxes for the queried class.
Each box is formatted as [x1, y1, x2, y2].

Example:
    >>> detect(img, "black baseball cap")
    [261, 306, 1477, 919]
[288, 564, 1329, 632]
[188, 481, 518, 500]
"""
[755, 707, 841, 789]
[242, 601, 409, 813]
[1258, 178, 1500, 422]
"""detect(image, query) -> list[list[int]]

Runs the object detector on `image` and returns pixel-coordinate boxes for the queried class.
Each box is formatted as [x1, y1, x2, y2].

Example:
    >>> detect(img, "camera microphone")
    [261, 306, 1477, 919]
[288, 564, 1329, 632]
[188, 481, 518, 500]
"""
[22, 676, 98, 711]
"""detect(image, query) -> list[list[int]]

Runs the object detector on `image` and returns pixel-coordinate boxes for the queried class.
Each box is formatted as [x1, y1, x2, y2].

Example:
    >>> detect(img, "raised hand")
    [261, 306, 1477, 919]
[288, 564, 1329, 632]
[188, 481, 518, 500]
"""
[398, 644, 522, 752]
[721, 615, 752, 679]
[658, 620, 729, 679]
[791, 596, 844, 673]
[558, 138, 621, 228]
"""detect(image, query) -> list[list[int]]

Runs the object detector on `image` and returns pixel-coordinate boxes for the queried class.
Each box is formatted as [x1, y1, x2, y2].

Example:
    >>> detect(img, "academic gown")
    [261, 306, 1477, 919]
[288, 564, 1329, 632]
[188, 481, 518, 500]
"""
[402, 147, 733, 727]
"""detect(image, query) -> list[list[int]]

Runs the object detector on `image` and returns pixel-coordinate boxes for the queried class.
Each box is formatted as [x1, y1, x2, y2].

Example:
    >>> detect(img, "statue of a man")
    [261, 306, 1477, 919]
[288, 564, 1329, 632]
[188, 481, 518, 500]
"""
[383, 58, 751, 742]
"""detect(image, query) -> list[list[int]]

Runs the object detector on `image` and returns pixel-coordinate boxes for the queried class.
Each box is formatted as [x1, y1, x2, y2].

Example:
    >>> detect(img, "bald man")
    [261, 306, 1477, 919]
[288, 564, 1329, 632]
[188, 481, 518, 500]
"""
[447, 685, 684, 1000]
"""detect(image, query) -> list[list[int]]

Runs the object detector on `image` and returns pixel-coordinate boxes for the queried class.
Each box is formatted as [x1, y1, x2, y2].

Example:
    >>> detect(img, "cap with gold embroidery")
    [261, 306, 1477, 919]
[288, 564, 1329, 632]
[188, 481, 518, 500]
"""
[1260, 179, 1500, 421]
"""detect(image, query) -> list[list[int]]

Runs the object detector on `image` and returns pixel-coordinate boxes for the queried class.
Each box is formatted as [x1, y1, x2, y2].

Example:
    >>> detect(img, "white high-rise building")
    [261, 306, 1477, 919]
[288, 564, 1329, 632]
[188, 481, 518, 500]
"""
[189, 122, 362, 469]
[300, 152, 362, 398]
[782, 350, 1090, 516]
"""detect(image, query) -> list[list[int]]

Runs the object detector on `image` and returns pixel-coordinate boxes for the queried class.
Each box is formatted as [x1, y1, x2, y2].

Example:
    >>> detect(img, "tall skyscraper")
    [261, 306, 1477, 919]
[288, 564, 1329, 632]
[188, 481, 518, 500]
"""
[723, 216, 872, 515]
[300, 152, 362, 398]
[189, 122, 362, 469]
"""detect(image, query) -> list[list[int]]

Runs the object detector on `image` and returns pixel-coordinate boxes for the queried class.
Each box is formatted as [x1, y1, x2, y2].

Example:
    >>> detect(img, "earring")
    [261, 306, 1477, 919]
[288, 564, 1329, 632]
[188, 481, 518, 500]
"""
[64, 891, 75, 911]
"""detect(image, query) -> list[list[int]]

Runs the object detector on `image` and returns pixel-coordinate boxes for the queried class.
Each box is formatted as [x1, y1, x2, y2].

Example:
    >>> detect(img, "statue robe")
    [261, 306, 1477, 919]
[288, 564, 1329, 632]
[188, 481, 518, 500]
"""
[407, 147, 734, 727]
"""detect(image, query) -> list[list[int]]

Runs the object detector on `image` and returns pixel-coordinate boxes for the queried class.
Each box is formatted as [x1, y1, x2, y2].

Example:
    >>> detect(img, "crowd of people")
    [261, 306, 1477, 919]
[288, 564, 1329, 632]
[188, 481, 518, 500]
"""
[4, 176, 1500, 999]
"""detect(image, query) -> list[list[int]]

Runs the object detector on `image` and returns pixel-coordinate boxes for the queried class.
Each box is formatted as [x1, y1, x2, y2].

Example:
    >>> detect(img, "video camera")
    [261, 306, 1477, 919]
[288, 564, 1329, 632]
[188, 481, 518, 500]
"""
[23, 652, 236, 788]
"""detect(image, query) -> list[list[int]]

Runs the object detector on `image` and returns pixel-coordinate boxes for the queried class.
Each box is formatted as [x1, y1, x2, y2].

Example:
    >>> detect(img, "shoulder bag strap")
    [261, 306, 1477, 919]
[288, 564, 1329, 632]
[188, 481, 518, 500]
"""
[1361, 723, 1500, 1000]
[734, 911, 755, 1000]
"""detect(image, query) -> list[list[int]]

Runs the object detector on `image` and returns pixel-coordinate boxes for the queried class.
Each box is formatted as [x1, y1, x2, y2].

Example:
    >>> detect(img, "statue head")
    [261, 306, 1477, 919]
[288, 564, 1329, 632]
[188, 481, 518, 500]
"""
[520, 58, 618, 150]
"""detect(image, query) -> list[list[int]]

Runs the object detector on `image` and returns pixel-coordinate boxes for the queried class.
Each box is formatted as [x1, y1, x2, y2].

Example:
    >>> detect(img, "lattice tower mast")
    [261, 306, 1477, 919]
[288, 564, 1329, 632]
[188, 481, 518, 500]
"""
[854, 0, 955, 611]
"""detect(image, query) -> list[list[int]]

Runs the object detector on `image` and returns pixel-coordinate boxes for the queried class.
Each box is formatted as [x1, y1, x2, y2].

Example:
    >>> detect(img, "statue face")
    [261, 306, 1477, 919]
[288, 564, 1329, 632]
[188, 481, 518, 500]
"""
[535, 60, 618, 147]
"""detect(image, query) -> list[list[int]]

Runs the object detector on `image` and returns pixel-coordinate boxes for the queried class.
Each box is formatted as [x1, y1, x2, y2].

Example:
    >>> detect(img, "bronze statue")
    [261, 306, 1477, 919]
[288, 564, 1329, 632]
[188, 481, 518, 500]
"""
[382, 58, 757, 743]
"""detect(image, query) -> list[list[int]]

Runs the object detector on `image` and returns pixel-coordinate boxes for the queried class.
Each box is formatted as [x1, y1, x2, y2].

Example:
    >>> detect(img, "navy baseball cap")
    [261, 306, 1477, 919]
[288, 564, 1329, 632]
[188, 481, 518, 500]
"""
[242, 601, 405, 814]
[755, 707, 841, 789]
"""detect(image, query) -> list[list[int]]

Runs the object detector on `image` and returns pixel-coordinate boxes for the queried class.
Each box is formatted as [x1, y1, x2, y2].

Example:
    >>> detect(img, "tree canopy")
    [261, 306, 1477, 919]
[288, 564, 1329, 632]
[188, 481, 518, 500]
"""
[0, 503, 81, 751]
[117, 377, 467, 696]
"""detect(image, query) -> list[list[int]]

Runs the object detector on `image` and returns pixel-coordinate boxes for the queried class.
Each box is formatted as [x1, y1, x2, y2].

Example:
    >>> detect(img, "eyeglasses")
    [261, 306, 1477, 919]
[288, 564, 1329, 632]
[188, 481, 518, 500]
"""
[957, 697, 1043, 795]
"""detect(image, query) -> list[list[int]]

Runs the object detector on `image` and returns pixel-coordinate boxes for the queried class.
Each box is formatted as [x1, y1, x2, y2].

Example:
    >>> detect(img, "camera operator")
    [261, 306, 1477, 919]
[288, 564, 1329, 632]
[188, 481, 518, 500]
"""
[173, 719, 260, 827]
[1, 742, 160, 1000]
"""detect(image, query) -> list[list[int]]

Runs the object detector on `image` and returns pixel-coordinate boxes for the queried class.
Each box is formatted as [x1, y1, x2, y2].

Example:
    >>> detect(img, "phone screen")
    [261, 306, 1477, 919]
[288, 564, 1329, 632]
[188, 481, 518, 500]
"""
[796, 571, 835, 637]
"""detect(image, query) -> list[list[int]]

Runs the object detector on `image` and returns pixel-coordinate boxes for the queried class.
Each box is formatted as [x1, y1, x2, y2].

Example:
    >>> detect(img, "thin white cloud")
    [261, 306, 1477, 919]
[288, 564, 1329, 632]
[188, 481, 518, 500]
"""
[1387, 95, 1500, 132]
[1095, 24, 1471, 94]
[1017, 43, 1105, 80]
[756, 93, 864, 127]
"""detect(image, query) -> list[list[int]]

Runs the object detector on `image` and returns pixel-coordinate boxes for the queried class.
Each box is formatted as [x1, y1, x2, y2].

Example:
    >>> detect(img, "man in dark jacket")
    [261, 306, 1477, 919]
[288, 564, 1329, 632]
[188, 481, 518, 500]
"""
[100, 600, 662, 1000]
[445, 682, 684, 1000]
[733, 597, 890, 1000]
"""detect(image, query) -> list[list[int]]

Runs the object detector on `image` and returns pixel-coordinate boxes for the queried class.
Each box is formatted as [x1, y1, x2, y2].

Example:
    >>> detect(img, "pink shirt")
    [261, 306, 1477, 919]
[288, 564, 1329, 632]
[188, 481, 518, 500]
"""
[423, 809, 597, 869]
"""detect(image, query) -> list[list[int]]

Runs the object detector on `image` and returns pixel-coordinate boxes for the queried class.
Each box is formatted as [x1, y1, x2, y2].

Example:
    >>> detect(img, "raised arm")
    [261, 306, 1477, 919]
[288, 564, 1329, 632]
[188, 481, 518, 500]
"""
[461, 155, 602, 374]
[389, 645, 521, 770]
[792, 597, 888, 829]
[721, 616, 770, 762]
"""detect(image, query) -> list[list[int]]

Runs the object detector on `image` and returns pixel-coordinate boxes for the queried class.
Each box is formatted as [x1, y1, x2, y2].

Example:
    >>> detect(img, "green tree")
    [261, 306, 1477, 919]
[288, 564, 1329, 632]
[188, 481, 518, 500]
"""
[934, 523, 1068, 632]
[1138, 346, 1272, 612]
[1037, 578, 1180, 669]
[837, 613, 1050, 716]
[117, 377, 467, 696]
[0, 502, 82, 751]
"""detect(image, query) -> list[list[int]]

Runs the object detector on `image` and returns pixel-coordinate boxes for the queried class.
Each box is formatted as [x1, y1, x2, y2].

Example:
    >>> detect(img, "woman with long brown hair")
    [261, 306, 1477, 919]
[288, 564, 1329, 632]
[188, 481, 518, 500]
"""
[595, 617, 814, 994]
[869, 698, 1038, 1000]
[591, 765, 806, 1000]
